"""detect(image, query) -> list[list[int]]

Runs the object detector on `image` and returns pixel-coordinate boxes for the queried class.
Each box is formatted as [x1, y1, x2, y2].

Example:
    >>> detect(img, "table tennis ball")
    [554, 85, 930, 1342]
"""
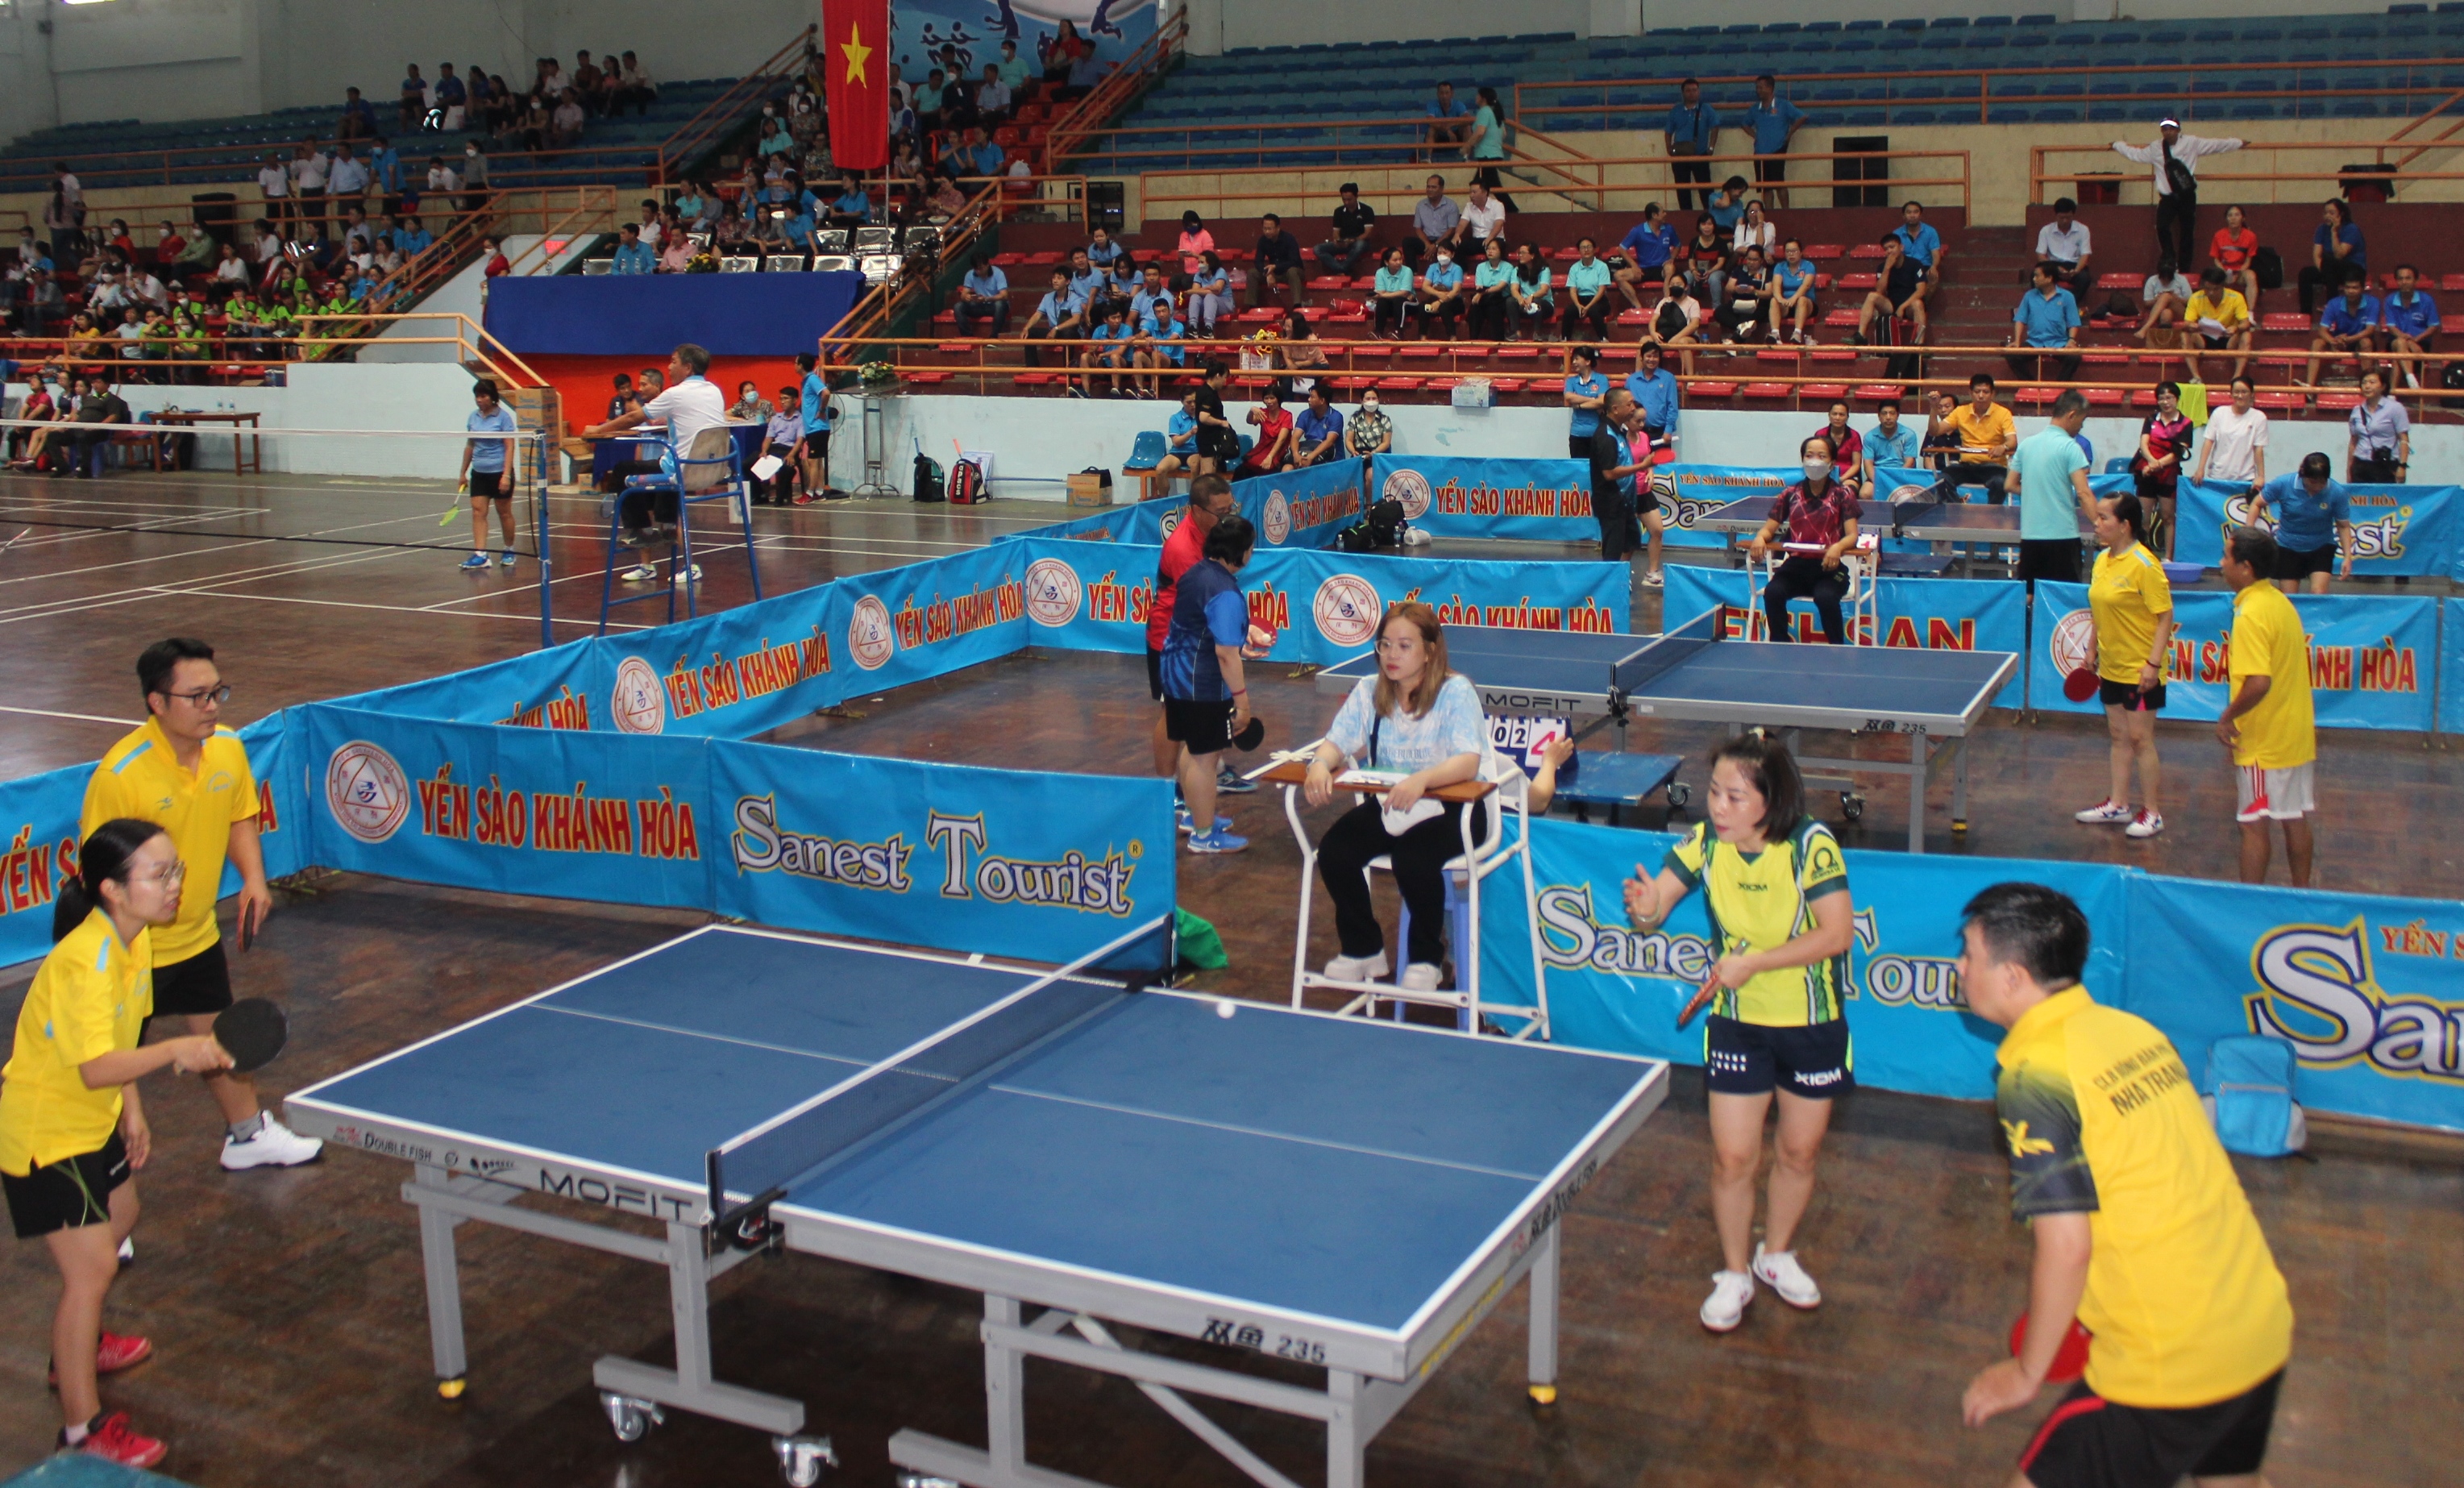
[1216, 999, 1236, 1018]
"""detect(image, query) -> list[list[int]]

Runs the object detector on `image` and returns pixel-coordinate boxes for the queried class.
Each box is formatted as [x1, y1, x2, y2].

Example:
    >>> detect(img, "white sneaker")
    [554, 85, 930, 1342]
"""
[1751, 1243, 1821, 1309]
[2074, 800, 2134, 825]
[620, 563, 658, 583]
[220, 1116, 323, 1171]
[1323, 951, 1389, 983]
[2125, 810, 2164, 839]
[117, 1237, 133, 1266]
[1700, 1270, 1755, 1332]
[1639, 567, 1664, 588]
[673, 563, 703, 584]
[1398, 962, 1443, 994]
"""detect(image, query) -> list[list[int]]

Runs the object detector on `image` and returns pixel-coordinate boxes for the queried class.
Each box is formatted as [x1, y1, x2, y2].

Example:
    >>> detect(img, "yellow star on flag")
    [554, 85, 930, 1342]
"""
[839, 22, 874, 87]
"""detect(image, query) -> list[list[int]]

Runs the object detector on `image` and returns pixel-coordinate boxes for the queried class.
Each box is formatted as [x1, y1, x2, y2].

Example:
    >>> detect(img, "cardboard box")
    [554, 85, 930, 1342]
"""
[1066, 472, 1113, 508]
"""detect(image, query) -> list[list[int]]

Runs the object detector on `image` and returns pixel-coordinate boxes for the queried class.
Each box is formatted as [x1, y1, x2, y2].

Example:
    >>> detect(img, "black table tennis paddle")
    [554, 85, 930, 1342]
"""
[213, 998, 288, 1074]
[1232, 716, 1265, 752]
[236, 896, 266, 953]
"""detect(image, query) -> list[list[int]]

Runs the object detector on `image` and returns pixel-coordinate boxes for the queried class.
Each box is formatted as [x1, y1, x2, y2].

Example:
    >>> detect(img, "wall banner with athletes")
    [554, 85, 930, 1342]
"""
[1664, 565, 2028, 709]
[2027, 583, 2437, 731]
[2176, 478, 2464, 580]
[1468, 817, 2130, 1102]
[2122, 875, 2464, 1131]
[1008, 538, 1629, 667]
[299, 705, 716, 912]
[707, 742, 1174, 964]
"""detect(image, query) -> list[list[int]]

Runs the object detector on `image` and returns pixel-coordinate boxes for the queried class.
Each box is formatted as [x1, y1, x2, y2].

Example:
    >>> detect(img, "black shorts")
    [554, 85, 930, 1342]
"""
[2020, 1370, 2282, 1488]
[802, 427, 830, 459]
[1632, 474, 1664, 517]
[1162, 696, 1235, 755]
[467, 469, 505, 500]
[2, 1131, 130, 1239]
[2099, 678, 2166, 712]
[1703, 1015, 1854, 1099]
[149, 940, 232, 1020]
[1145, 646, 1166, 702]
[2274, 542, 2335, 580]
[2016, 538, 2082, 586]
[2200, 333, 2234, 351]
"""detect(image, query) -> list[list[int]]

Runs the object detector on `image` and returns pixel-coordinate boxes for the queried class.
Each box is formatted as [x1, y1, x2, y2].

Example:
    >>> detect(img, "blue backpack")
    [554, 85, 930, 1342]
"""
[2203, 1036, 2307, 1158]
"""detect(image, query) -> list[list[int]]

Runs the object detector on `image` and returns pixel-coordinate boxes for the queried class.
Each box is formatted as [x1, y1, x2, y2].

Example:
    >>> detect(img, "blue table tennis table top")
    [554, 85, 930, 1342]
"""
[1320, 621, 2009, 722]
[292, 926, 1660, 1338]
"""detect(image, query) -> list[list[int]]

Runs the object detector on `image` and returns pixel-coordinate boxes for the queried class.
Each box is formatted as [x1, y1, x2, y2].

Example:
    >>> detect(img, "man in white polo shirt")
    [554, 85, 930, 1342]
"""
[580, 343, 729, 579]
[2033, 197, 2093, 298]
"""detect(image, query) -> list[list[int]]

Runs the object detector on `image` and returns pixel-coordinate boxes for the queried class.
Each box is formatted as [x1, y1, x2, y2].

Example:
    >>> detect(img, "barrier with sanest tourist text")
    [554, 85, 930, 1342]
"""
[2177, 478, 2464, 581]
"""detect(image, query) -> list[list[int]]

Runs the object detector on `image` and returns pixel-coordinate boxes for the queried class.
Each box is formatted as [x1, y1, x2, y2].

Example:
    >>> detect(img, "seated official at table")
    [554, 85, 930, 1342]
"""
[1747, 435, 1861, 645]
[1301, 602, 1487, 996]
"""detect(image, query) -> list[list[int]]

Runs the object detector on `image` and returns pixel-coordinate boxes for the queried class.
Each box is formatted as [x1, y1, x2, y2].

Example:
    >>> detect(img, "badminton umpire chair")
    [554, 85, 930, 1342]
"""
[598, 426, 762, 632]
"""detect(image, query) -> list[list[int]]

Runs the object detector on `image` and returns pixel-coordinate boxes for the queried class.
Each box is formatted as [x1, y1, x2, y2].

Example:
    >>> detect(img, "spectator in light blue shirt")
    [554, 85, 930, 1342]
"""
[609, 224, 655, 273]
[395, 216, 434, 256]
[368, 139, 402, 197]
[2008, 262, 2083, 380]
[1424, 81, 1472, 156]
[1624, 341, 1681, 444]
[2250, 451, 2355, 588]
[1615, 204, 1677, 311]
[1893, 199, 1943, 310]
[1705, 177, 1749, 234]
[954, 252, 1010, 336]
[1293, 385, 1345, 467]
[1661, 78, 1721, 212]
[1744, 74, 1805, 208]
[1561, 236, 1614, 341]
[1563, 343, 1609, 459]
[1860, 399, 1922, 490]
[2380, 263, 2441, 381]
[827, 179, 872, 227]
[1066, 247, 1103, 303]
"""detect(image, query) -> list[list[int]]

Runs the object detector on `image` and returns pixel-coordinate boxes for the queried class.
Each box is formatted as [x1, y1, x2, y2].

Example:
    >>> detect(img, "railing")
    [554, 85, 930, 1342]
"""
[2, 319, 544, 388]
[819, 176, 1091, 356]
[805, 334, 2459, 410]
[648, 24, 816, 186]
[2030, 139, 2464, 206]
[1140, 148, 1969, 222]
[499, 186, 626, 277]
[293, 311, 547, 389]
[1049, 113, 1500, 173]
[1041, 13, 1188, 173]
[1515, 57, 2464, 132]
[1, 183, 617, 246]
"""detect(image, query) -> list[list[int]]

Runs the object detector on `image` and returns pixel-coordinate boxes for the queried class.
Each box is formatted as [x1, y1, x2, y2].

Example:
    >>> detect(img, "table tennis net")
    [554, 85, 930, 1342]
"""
[1614, 607, 1722, 693]
[704, 914, 1176, 1224]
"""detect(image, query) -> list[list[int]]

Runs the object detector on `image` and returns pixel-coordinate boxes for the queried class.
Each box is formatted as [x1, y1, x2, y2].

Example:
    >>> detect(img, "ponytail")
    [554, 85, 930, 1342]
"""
[53, 818, 167, 943]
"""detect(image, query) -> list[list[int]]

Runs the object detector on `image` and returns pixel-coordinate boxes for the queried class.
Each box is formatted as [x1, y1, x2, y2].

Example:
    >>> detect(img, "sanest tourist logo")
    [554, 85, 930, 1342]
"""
[611, 656, 666, 735]
[326, 741, 410, 843]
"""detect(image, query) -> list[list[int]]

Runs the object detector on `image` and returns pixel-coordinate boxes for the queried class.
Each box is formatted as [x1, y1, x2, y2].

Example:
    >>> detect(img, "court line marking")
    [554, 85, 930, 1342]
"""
[982, 1084, 1546, 1183]
[538, 1004, 875, 1066]
[0, 704, 143, 725]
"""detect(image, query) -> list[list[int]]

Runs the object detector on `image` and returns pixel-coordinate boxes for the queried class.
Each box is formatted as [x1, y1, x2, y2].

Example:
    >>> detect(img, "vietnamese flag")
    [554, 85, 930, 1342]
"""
[823, 0, 891, 171]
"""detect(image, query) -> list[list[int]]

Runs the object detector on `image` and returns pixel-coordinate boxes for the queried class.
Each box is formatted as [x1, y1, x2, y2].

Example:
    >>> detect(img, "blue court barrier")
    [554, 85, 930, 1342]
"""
[1001, 459, 1363, 551]
[0, 764, 91, 966]
[2443, 599, 2462, 737]
[1470, 816, 2464, 1130]
[1369, 455, 1599, 542]
[2177, 478, 2464, 580]
[707, 743, 1174, 956]
[1010, 537, 1629, 667]
[1664, 565, 2029, 709]
[325, 638, 611, 729]
[483, 272, 866, 357]
[2028, 582, 2438, 731]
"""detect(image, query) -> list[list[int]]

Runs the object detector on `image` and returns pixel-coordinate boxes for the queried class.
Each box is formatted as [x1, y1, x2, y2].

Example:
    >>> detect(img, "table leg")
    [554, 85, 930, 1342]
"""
[1326, 1370, 1364, 1488]
[1952, 738, 1970, 835]
[1907, 732, 1925, 855]
[410, 1162, 468, 1390]
[1527, 1222, 1561, 1405]
[986, 1294, 1028, 1474]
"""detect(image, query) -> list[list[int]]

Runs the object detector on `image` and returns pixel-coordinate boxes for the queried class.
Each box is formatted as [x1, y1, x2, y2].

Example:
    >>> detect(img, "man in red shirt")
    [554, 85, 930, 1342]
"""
[1149, 476, 1241, 825]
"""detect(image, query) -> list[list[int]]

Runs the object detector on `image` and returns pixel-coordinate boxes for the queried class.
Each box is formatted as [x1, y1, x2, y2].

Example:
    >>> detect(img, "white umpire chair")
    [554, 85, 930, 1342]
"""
[1743, 532, 1882, 644]
[1270, 745, 1551, 1040]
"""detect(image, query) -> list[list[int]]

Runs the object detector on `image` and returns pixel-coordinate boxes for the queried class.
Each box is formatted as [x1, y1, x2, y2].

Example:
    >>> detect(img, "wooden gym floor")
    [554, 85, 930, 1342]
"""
[0, 467, 2457, 1487]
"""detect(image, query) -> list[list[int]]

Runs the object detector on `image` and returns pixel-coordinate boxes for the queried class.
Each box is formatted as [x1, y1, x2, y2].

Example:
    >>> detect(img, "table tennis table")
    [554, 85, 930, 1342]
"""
[283, 916, 1667, 1488]
[1319, 609, 2016, 853]
[1694, 494, 2093, 573]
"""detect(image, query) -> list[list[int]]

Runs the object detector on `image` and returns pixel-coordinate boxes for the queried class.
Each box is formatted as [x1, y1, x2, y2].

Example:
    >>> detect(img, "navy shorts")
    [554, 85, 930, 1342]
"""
[2020, 1370, 2281, 1488]
[1704, 1015, 1853, 1099]
[2099, 679, 2166, 712]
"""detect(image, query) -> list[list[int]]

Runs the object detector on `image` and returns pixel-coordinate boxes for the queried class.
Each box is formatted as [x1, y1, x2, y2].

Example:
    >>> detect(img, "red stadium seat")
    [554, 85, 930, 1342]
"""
[1834, 272, 1877, 290]
[2084, 388, 2126, 408]
[2095, 272, 2140, 291]
[1376, 375, 1423, 390]
[1822, 310, 1862, 328]
[2260, 313, 2309, 332]
[1742, 381, 1793, 399]
[1853, 383, 1905, 400]
[1801, 383, 1849, 400]
[1686, 380, 1739, 399]
[1801, 244, 1844, 261]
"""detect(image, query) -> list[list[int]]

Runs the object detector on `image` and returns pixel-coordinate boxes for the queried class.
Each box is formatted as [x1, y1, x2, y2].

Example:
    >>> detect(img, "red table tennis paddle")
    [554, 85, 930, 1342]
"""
[1677, 972, 1718, 1029]
[2062, 666, 2100, 704]
[211, 998, 289, 1074]
[2010, 1311, 2093, 1383]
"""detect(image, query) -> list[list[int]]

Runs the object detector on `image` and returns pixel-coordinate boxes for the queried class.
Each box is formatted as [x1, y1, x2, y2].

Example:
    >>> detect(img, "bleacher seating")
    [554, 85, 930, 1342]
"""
[1073, 8, 2464, 173]
[0, 78, 748, 194]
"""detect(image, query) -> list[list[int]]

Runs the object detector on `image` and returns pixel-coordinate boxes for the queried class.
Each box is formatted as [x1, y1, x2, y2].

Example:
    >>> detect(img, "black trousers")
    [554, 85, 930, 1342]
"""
[1561, 297, 1610, 340]
[1764, 555, 1848, 644]
[1416, 297, 1463, 335]
[2005, 350, 2082, 383]
[1317, 800, 1490, 967]
[1594, 481, 1644, 560]
[2154, 191, 2197, 272]
[619, 485, 679, 531]
[2296, 264, 2351, 318]
[1468, 293, 1510, 340]
[1022, 322, 1080, 367]
[1672, 157, 1710, 210]
[1934, 463, 2007, 504]
[762, 441, 797, 502]
[1373, 297, 1411, 335]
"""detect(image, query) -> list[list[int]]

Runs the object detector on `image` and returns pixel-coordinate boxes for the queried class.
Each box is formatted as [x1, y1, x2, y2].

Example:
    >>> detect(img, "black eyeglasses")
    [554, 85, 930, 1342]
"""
[161, 684, 231, 707]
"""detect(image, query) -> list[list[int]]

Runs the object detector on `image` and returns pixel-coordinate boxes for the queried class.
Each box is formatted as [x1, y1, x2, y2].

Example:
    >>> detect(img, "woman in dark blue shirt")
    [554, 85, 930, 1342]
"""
[2298, 198, 2365, 316]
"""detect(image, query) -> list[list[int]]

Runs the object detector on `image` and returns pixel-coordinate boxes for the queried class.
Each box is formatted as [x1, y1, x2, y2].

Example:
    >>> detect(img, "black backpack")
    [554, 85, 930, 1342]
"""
[1364, 497, 1407, 547]
[912, 451, 945, 502]
[2254, 247, 2284, 291]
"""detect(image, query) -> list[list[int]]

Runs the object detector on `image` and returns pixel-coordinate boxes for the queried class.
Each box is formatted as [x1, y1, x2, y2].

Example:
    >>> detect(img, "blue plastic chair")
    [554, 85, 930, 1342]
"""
[597, 425, 758, 634]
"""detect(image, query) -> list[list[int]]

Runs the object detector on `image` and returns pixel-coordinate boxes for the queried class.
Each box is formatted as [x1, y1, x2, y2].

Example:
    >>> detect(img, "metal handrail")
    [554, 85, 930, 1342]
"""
[2031, 137, 2464, 204]
[819, 176, 1091, 351]
[1041, 15, 1189, 172]
[648, 24, 816, 185]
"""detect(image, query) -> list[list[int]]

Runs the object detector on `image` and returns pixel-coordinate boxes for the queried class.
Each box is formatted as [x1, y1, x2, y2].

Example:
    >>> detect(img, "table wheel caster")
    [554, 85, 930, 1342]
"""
[598, 1390, 663, 1443]
[773, 1433, 837, 1486]
[435, 1376, 466, 1401]
[1527, 1382, 1559, 1409]
[1665, 780, 1691, 810]
[1840, 792, 1866, 822]
[1951, 817, 1968, 833]
[894, 1473, 962, 1488]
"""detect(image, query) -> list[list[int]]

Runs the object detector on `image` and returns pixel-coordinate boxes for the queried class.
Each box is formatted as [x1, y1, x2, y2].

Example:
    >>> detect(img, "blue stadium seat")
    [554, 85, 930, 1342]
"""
[1973, 15, 2012, 25]
[2008, 33, 2051, 50]
[2088, 106, 2129, 122]
[1887, 18, 1925, 31]
[1894, 109, 1938, 124]
[2017, 13, 2058, 24]
[2231, 102, 2277, 119]
[1930, 15, 1969, 27]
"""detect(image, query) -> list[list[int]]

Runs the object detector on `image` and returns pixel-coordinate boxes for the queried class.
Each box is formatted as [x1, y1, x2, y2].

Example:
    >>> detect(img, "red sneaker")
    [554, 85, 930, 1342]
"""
[48, 1332, 154, 1386]
[64, 1411, 167, 1469]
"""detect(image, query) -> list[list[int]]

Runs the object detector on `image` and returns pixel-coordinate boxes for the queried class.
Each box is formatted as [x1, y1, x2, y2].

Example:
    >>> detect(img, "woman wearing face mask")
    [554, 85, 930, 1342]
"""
[1415, 241, 1465, 339]
[1747, 434, 1861, 645]
[727, 380, 775, 422]
[1344, 391, 1393, 461]
[1622, 731, 1855, 1334]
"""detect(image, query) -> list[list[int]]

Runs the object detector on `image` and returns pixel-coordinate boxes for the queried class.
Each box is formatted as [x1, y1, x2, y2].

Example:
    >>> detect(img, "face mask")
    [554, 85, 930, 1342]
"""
[1435, 253, 1452, 266]
[1361, 399, 1380, 413]
[1803, 458, 1830, 479]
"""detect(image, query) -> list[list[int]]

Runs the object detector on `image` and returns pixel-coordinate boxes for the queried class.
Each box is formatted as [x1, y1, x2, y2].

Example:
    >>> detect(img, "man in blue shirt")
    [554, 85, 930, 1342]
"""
[1161, 515, 1259, 854]
[2306, 269, 2381, 391]
[368, 138, 402, 214]
[826, 178, 871, 227]
[1745, 73, 1805, 209]
[1563, 343, 1609, 459]
[1662, 78, 1721, 212]
[609, 223, 655, 274]
[396, 214, 434, 256]
[2005, 389, 2096, 588]
[1624, 340, 1681, 452]
[1560, 236, 1614, 341]
[1614, 203, 1677, 312]
[1859, 398, 1923, 490]
[1087, 305, 1138, 397]
[941, 126, 1005, 179]
[2007, 262, 2083, 382]
[1023, 266, 1088, 385]
[1423, 81, 1471, 159]
[1065, 247, 1103, 305]
[953, 251, 1010, 336]
[2380, 262, 2440, 384]
[456, 378, 521, 569]
[791, 351, 836, 501]
[2249, 451, 2355, 592]
[434, 64, 468, 128]
[1892, 200, 1943, 306]
[1292, 386, 1345, 468]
